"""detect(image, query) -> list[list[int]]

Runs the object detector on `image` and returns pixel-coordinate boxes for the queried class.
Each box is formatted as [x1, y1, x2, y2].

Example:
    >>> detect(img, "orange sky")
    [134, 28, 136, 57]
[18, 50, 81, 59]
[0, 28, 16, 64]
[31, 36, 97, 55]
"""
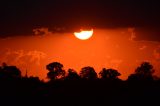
[0, 28, 160, 80]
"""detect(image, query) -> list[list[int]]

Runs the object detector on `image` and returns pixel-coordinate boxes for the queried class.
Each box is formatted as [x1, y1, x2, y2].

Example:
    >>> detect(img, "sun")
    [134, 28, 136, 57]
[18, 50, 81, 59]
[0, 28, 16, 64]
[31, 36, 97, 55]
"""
[74, 29, 93, 40]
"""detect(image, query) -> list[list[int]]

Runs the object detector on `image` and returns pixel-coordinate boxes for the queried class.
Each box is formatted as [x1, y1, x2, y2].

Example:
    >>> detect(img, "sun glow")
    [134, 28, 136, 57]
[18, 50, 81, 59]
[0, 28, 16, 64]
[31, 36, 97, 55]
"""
[74, 29, 93, 40]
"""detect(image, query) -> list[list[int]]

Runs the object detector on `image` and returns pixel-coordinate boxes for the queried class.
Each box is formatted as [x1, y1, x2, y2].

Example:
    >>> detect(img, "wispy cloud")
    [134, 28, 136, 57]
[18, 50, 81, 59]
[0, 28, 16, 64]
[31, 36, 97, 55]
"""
[1, 49, 46, 66]
[33, 27, 52, 36]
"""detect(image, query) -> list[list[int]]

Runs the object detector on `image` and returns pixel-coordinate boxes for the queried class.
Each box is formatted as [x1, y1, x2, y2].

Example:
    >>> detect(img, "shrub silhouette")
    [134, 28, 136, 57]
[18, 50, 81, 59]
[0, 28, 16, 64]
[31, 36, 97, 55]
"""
[99, 68, 121, 80]
[46, 62, 65, 80]
[80, 66, 97, 80]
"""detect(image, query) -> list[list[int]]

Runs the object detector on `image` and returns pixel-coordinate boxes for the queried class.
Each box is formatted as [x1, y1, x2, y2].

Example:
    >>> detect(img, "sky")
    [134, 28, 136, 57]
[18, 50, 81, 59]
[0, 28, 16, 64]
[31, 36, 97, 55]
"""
[1, 28, 160, 80]
[0, 0, 159, 36]
[0, 0, 160, 80]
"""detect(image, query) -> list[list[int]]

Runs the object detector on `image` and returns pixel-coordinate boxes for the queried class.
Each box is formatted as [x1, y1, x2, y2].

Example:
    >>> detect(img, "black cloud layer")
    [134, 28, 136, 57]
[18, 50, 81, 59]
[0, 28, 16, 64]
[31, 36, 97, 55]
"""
[0, 0, 160, 36]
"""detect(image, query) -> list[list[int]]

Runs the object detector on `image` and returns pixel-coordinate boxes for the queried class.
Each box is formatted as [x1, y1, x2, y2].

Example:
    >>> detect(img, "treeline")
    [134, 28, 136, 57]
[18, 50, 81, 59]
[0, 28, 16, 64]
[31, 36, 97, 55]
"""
[46, 61, 156, 81]
[0, 61, 157, 81]
[0, 62, 160, 106]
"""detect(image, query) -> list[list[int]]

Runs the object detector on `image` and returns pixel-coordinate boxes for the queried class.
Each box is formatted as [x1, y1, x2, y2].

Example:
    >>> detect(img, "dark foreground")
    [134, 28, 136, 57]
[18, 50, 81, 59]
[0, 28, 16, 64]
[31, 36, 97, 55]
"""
[0, 78, 160, 106]
[0, 62, 160, 106]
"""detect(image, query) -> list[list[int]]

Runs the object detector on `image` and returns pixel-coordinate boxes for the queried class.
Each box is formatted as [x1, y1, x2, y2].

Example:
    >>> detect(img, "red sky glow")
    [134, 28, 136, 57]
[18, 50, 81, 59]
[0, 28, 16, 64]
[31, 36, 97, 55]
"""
[0, 28, 160, 80]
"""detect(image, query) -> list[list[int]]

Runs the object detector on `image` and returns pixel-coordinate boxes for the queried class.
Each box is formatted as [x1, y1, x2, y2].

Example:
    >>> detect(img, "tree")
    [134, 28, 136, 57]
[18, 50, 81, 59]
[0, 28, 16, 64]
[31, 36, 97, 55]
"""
[0, 63, 21, 79]
[128, 62, 155, 81]
[135, 62, 154, 75]
[79, 66, 97, 80]
[99, 68, 121, 80]
[46, 62, 65, 80]
[66, 69, 80, 80]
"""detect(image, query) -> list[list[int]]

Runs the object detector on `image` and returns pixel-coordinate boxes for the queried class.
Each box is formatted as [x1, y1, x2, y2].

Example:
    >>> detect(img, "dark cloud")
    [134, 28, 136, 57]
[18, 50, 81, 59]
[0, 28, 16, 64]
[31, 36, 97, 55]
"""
[0, 0, 160, 36]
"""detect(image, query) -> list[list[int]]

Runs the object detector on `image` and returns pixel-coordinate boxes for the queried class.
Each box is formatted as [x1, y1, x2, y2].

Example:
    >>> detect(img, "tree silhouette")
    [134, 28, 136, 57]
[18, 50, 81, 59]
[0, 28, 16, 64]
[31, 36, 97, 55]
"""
[46, 62, 65, 80]
[66, 69, 80, 80]
[0, 61, 159, 106]
[0, 63, 21, 79]
[99, 68, 121, 80]
[128, 62, 155, 81]
[79, 66, 97, 80]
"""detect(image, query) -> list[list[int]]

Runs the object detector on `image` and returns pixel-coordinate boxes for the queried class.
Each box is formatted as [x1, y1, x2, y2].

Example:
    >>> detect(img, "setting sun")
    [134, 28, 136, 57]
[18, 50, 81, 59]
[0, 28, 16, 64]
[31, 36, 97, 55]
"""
[74, 29, 93, 40]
